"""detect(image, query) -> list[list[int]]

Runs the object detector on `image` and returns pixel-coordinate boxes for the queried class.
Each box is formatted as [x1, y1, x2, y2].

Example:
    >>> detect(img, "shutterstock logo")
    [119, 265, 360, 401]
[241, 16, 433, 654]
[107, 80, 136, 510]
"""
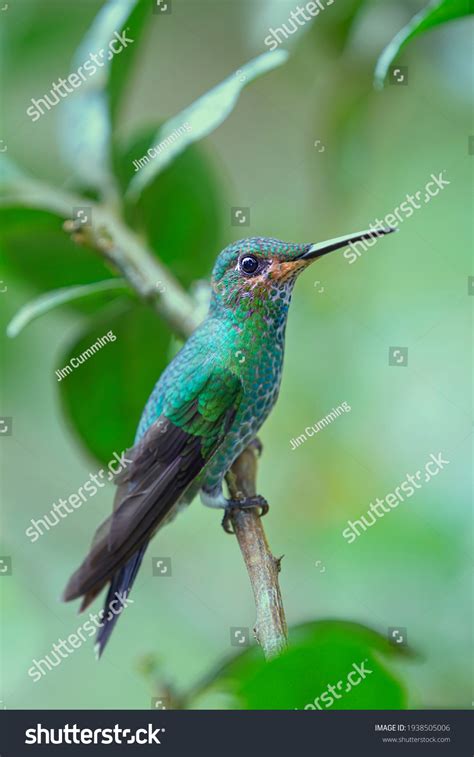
[264, 0, 335, 51]
[25, 723, 164, 745]
[342, 452, 450, 544]
[303, 659, 373, 709]
[26, 29, 134, 122]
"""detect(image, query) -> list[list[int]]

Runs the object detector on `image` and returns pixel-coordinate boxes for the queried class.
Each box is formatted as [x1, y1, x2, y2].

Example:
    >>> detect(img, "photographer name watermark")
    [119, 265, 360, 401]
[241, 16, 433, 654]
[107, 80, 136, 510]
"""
[55, 330, 116, 381]
[290, 401, 351, 450]
[132, 122, 192, 172]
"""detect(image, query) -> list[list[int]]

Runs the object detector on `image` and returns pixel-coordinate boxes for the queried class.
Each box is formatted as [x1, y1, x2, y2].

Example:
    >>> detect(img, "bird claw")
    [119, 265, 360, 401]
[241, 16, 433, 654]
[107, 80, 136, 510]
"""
[221, 495, 270, 534]
[249, 437, 263, 457]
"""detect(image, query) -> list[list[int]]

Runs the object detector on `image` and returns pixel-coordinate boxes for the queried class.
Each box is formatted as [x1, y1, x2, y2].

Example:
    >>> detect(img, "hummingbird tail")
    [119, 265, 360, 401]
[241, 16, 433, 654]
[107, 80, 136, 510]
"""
[95, 543, 148, 658]
[62, 396, 241, 657]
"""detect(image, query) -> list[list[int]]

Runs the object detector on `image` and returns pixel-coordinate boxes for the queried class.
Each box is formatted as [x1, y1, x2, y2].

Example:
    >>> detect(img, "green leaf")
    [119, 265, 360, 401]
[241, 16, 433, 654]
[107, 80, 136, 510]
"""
[0, 207, 114, 311]
[0, 154, 26, 183]
[126, 49, 289, 201]
[6, 279, 128, 338]
[59, 301, 171, 465]
[0, 161, 75, 218]
[0, 165, 124, 309]
[58, 0, 142, 198]
[309, 0, 366, 53]
[108, 0, 151, 122]
[114, 127, 222, 288]
[189, 621, 410, 710]
[375, 0, 473, 88]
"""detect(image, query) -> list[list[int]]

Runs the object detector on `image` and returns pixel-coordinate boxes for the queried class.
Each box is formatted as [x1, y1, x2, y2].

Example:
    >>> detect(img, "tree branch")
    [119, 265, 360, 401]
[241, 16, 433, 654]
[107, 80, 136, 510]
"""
[64, 209, 289, 660]
[225, 448, 288, 659]
[64, 207, 200, 337]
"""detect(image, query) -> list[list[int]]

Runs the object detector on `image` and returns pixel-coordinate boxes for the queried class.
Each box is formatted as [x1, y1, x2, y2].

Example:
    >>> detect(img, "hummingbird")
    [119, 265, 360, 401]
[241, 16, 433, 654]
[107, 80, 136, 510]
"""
[63, 227, 395, 655]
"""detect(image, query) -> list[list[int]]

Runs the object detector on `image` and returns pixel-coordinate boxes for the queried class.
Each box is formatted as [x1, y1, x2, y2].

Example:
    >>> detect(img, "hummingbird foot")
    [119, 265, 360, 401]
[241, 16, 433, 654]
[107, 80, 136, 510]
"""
[248, 437, 263, 457]
[221, 496, 269, 535]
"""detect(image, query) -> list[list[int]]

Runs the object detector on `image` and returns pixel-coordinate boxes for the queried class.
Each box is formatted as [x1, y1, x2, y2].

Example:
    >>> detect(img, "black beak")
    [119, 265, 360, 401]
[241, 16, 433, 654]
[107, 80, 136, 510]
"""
[299, 226, 397, 261]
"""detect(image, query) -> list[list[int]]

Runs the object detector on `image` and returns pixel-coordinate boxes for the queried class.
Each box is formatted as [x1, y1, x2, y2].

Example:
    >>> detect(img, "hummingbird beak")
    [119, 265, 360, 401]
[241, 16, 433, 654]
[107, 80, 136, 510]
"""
[299, 226, 397, 262]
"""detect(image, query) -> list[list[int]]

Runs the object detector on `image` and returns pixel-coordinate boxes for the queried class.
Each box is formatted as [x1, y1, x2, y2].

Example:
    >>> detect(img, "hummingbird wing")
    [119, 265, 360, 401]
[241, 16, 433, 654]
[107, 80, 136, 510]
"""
[62, 366, 243, 605]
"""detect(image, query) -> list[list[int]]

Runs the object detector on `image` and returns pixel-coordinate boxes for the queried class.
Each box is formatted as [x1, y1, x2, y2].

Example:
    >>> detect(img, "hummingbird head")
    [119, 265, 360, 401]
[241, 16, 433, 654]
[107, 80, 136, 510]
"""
[210, 228, 396, 315]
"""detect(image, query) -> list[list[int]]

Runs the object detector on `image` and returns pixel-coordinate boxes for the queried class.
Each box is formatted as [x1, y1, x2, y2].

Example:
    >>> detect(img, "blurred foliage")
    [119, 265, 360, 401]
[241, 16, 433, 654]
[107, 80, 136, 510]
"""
[187, 621, 410, 710]
[311, 0, 366, 52]
[59, 0, 144, 196]
[113, 127, 223, 289]
[59, 299, 171, 464]
[6, 279, 127, 338]
[375, 0, 474, 86]
[125, 49, 288, 199]
[0, 1, 288, 458]
[0, 207, 115, 312]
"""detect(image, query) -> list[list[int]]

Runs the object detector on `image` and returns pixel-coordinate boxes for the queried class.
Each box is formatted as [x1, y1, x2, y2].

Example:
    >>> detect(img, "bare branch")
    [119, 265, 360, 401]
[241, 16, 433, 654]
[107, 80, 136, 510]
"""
[226, 448, 288, 659]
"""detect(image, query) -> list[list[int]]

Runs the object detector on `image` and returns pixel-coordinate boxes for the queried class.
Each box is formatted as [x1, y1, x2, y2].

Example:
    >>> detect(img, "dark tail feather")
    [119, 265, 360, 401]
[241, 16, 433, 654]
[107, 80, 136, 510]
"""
[95, 543, 148, 658]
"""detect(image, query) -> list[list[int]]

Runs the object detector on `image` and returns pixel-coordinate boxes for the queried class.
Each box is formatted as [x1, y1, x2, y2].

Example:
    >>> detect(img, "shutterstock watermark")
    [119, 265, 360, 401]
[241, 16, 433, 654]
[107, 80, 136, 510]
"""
[342, 452, 450, 544]
[24, 450, 131, 543]
[27, 592, 134, 682]
[302, 659, 373, 709]
[264, 0, 335, 51]
[25, 723, 164, 746]
[132, 122, 192, 172]
[26, 29, 134, 122]
[55, 330, 116, 381]
[344, 171, 451, 264]
[290, 401, 351, 451]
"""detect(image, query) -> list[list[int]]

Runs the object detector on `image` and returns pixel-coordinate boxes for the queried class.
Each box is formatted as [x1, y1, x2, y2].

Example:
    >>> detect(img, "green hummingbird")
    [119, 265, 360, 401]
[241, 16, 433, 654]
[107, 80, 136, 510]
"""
[63, 228, 395, 654]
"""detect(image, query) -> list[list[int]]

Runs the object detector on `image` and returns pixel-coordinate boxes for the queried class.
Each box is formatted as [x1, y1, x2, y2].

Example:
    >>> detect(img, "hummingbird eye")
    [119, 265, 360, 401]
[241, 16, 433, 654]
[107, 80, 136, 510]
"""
[239, 255, 259, 275]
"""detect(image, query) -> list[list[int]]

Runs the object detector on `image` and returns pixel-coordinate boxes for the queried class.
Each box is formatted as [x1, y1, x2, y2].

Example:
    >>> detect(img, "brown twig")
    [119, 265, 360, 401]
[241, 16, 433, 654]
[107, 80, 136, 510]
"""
[63, 202, 289, 660]
[226, 448, 288, 659]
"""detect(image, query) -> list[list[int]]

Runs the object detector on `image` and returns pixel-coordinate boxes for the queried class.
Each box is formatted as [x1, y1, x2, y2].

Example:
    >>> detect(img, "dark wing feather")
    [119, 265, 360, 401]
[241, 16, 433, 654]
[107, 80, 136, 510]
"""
[63, 372, 241, 604]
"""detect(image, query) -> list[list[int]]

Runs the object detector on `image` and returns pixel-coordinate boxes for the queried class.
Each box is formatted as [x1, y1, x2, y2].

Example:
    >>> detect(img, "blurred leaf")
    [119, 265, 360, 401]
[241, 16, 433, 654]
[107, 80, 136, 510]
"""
[60, 93, 114, 199]
[109, 0, 151, 121]
[0, 159, 74, 217]
[59, 301, 170, 465]
[6, 279, 127, 338]
[322, 71, 373, 200]
[0, 154, 27, 183]
[375, 0, 473, 88]
[0, 207, 113, 311]
[58, 0, 143, 198]
[0, 160, 92, 219]
[114, 127, 222, 288]
[126, 49, 289, 200]
[310, 0, 366, 52]
[189, 621, 409, 710]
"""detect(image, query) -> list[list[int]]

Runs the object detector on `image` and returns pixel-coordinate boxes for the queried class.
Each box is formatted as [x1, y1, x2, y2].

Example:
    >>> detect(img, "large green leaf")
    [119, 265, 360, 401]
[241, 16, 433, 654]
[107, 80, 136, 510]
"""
[58, 0, 146, 198]
[0, 207, 115, 312]
[114, 127, 222, 289]
[189, 621, 410, 710]
[59, 300, 171, 465]
[126, 49, 289, 201]
[375, 0, 473, 88]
